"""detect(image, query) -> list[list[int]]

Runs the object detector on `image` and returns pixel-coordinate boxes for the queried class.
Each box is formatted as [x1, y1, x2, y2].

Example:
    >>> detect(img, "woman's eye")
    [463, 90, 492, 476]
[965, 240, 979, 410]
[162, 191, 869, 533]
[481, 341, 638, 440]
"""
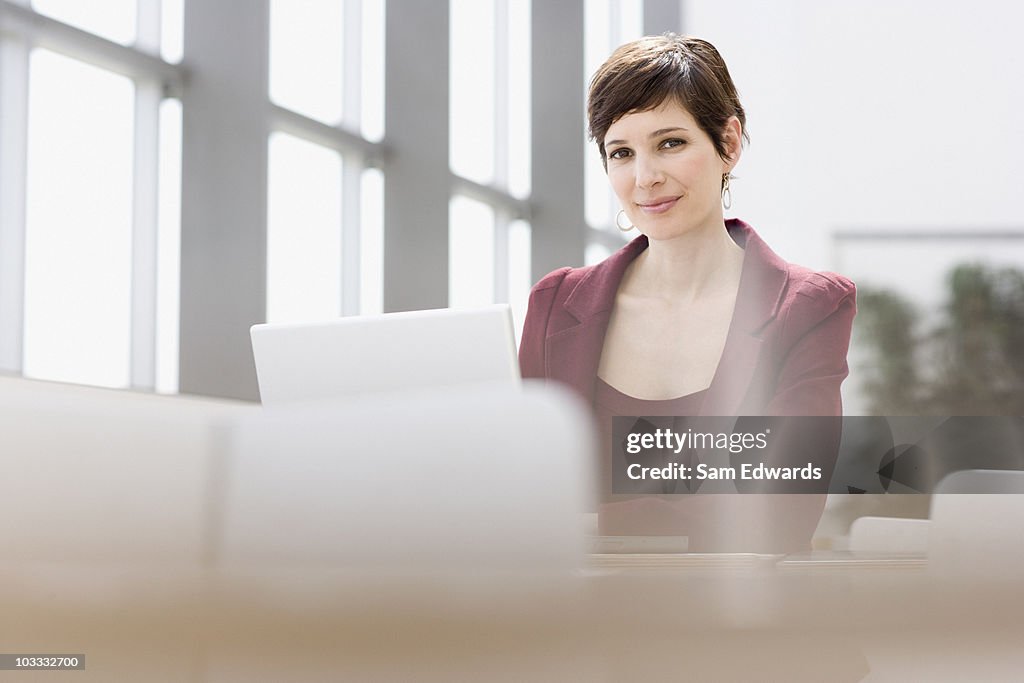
[608, 148, 631, 160]
[661, 138, 686, 149]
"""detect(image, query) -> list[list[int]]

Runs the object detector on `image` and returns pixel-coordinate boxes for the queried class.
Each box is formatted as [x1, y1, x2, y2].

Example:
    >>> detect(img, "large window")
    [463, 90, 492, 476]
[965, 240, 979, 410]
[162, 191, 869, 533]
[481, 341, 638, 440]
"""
[449, 0, 532, 338]
[266, 133, 343, 324]
[266, 0, 385, 323]
[1, 0, 185, 391]
[23, 50, 135, 388]
[31, 0, 137, 45]
[0, 0, 662, 397]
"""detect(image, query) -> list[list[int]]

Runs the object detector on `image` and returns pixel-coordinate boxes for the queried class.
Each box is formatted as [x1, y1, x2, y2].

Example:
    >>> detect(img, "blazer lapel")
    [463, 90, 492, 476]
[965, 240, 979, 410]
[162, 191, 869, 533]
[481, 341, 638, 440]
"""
[545, 311, 611, 406]
[544, 236, 648, 405]
[542, 220, 789, 415]
[701, 220, 789, 415]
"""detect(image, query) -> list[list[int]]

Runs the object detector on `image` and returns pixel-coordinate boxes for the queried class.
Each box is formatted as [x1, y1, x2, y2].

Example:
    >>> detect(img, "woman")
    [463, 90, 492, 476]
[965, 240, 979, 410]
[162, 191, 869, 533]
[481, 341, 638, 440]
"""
[518, 35, 856, 552]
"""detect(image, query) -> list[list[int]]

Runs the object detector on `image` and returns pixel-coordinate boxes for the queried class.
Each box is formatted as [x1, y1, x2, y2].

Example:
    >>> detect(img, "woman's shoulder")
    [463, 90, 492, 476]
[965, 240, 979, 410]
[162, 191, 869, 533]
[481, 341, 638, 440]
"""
[775, 262, 857, 338]
[734, 218, 855, 309]
[524, 267, 579, 321]
[530, 266, 576, 293]
[527, 262, 605, 298]
[784, 264, 857, 305]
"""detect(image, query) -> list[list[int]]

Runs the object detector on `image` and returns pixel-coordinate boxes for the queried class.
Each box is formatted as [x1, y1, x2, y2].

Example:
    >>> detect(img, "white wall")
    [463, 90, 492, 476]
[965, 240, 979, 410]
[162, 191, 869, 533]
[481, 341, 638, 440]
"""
[685, 0, 1024, 412]
[685, 0, 1024, 268]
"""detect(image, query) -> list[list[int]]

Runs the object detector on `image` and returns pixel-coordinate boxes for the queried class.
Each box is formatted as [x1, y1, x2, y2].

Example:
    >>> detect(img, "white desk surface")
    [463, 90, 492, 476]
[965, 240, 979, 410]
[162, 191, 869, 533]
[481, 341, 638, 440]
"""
[1, 556, 1018, 682]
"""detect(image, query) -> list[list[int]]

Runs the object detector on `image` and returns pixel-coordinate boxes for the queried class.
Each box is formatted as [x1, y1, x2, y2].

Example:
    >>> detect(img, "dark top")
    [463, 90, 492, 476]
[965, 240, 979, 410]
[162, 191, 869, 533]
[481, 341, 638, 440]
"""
[593, 378, 708, 418]
[594, 379, 709, 499]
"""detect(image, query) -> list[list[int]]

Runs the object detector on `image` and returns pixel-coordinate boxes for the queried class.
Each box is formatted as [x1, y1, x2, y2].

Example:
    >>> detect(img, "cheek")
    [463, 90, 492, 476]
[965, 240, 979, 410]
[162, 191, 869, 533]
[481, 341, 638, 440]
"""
[607, 168, 633, 201]
[676, 158, 708, 182]
[680, 159, 723, 197]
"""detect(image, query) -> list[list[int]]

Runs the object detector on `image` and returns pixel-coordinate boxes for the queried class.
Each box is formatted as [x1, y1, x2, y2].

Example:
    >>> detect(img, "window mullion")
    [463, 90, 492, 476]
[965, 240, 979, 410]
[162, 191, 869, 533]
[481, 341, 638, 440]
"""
[136, 0, 161, 53]
[0, 33, 30, 374]
[494, 0, 509, 189]
[494, 210, 510, 304]
[341, 0, 363, 316]
[341, 157, 362, 316]
[128, 1, 161, 390]
[493, 0, 510, 303]
[130, 79, 161, 390]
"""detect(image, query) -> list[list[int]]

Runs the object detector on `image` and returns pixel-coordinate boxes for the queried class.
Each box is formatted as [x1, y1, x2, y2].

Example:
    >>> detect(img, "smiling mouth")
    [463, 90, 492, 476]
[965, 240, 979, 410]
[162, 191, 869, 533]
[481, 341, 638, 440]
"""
[636, 197, 680, 214]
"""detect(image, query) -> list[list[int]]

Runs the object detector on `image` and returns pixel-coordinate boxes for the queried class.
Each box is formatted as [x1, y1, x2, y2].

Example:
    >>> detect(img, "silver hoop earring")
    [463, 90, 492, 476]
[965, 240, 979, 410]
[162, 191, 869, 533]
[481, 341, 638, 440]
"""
[721, 173, 733, 211]
[615, 209, 634, 232]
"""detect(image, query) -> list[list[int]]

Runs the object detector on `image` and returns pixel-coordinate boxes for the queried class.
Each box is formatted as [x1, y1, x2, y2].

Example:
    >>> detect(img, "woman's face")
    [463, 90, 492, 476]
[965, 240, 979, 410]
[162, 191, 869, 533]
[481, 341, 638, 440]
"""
[603, 98, 735, 241]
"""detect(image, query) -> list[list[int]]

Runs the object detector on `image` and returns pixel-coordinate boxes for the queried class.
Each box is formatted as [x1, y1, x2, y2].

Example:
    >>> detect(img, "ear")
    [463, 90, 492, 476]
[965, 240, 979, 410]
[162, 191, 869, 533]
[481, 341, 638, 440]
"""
[722, 116, 743, 171]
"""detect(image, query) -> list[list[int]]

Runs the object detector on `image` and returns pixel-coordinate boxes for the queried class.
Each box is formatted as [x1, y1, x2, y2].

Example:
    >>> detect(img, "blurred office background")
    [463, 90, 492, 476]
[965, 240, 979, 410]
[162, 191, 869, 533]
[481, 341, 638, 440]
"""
[0, 0, 1022, 407]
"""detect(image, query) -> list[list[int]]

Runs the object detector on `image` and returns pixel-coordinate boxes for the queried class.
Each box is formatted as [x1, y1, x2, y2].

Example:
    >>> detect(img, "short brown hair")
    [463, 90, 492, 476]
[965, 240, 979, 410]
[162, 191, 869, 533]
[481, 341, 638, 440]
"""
[587, 34, 749, 168]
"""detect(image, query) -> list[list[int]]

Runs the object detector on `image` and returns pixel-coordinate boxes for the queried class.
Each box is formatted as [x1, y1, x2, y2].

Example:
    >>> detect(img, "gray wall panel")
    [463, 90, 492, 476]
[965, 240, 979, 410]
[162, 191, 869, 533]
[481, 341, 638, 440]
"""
[383, 1, 450, 312]
[179, 0, 270, 400]
[645, 0, 683, 35]
[531, 0, 586, 282]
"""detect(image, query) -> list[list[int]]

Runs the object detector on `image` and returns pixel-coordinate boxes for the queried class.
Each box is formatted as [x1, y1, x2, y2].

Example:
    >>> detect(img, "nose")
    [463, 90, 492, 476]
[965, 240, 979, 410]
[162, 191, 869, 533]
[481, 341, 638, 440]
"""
[634, 153, 665, 190]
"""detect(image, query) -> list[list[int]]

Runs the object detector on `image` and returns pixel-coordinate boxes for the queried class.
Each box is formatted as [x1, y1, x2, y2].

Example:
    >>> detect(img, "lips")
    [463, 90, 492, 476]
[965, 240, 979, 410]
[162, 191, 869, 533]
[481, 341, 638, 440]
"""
[636, 196, 680, 214]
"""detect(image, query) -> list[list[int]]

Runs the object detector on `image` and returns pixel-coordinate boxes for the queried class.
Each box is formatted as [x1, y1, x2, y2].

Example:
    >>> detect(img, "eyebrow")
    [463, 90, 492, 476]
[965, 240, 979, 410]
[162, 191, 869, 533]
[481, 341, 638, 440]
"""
[605, 127, 689, 147]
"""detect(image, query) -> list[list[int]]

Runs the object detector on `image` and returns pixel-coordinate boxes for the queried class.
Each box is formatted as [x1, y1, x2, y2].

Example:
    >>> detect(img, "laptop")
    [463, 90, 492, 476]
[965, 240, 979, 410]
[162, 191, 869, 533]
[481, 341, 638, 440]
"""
[250, 304, 520, 407]
[220, 381, 592, 572]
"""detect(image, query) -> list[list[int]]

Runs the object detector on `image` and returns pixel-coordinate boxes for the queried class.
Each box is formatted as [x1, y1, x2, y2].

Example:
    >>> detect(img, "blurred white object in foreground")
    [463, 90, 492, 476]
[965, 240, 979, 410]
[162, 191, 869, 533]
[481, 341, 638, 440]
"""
[929, 469, 1024, 579]
[221, 380, 594, 574]
[0, 374, 594, 576]
[849, 516, 930, 554]
[0, 374, 252, 565]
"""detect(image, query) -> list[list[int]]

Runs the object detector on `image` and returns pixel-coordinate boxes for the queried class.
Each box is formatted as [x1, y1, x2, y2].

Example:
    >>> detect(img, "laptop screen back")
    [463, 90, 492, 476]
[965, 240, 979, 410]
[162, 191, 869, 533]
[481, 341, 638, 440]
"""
[250, 304, 519, 406]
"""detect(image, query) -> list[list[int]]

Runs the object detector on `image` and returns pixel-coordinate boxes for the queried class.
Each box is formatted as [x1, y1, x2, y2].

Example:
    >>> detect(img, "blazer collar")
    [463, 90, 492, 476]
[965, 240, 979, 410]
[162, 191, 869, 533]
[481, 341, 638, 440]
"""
[564, 218, 789, 332]
[548, 219, 791, 415]
[723, 218, 791, 334]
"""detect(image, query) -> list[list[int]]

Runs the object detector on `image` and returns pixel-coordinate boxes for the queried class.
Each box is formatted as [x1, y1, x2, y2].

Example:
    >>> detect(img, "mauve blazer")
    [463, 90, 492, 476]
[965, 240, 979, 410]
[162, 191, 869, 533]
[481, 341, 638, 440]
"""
[518, 219, 856, 551]
[518, 219, 856, 417]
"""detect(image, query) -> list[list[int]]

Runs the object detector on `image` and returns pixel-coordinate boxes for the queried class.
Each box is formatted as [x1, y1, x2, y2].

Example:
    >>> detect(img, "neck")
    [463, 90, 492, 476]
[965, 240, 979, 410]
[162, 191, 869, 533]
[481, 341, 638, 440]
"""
[625, 218, 745, 303]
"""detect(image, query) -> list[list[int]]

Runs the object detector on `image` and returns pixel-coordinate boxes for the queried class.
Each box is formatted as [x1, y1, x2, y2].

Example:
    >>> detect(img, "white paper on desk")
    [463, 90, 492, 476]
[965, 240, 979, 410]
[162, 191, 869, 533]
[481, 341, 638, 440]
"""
[218, 381, 595, 574]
